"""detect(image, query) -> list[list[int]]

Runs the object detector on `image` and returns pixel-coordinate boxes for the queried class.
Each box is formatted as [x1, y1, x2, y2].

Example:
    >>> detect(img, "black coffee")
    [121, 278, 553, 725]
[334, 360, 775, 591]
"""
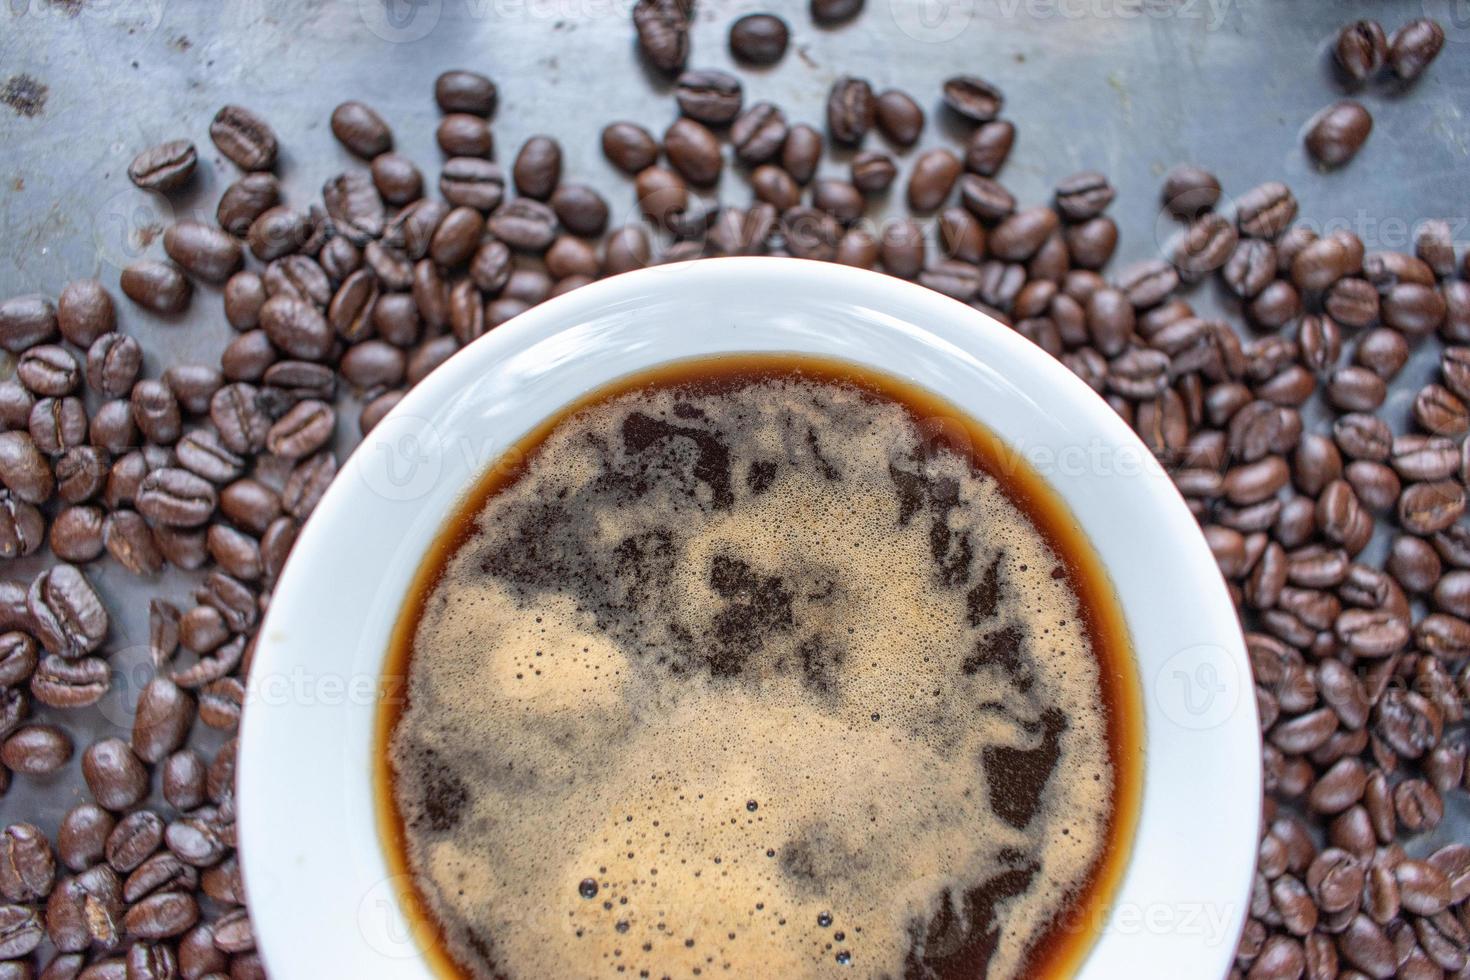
[381, 355, 1138, 980]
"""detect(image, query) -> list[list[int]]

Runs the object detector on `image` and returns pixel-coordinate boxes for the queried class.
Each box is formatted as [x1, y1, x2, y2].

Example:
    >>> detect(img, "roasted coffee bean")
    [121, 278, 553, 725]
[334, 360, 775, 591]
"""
[664, 118, 722, 187]
[917, 260, 979, 301]
[265, 400, 334, 459]
[1222, 239, 1276, 299]
[1236, 181, 1297, 239]
[1400, 479, 1466, 535]
[878, 219, 925, 280]
[487, 199, 558, 252]
[1305, 100, 1373, 168]
[942, 75, 1004, 122]
[125, 890, 198, 940]
[99, 510, 162, 577]
[1388, 18, 1445, 81]
[434, 69, 496, 115]
[104, 811, 163, 875]
[811, 179, 864, 224]
[1383, 282, 1446, 335]
[1326, 366, 1386, 412]
[75, 341, 131, 415]
[162, 221, 243, 285]
[990, 207, 1059, 262]
[1053, 171, 1114, 222]
[57, 804, 112, 873]
[938, 208, 985, 263]
[811, 0, 861, 20]
[221, 273, 267, 333]
[1335, 20, 1387, 82]
[633, 0, 690, 72]
[131, 678, 193, 765]
[81, 738, 148, 811]
[137, 469, 217, 529]
[215, 176, 279, 242]
[826, 76, 874, 145]
[436, 113, 493, 157]
[0, 493, 43, 559]
[55, 447, 109, 505]
[329, 100, 391, 158]
[27, 565, 106, 657]
[601, 121, 659, 174]
[751, 166, 800, 210]
[0, 822, 53, 903]
[368, 152, 423, 206]
[47, 506, 103, 563]
[543, 185, 608, 241]
[14, 345, 78, 399]
[210, 105, 276, 170]
[0, 903, 44, 959]
[958, 174, 1015, 223]
[51, 284, 112, 355]
[1085, 288, 1135, 357]
[850, 152, 897, 194]
[120, 261, 191, 316]
[1414, 383, 1468, 436]
[1, 724, 71, 774]
[729, 13, 788, 64]
[129, 380, 181, 445]
[320, 172, 385, 245]
[127, 139, 197, 192]
[246, 206, 309, 262]
[902, 148, 960, 212]
[964, 120, 1015, 177]
[0, 295, 57, 353]
[207, 524, 262, 582]
[259, 295, 332, 361]
[510, 135, 563, 200]
[672, 69, 742, 126]
[163, 818, 225, 868]
[425, 206, 483, 269]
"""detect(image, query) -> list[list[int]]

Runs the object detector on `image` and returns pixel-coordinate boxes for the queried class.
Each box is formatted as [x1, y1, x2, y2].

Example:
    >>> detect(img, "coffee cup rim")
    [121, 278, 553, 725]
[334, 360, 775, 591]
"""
[238, 256, 1260, 979]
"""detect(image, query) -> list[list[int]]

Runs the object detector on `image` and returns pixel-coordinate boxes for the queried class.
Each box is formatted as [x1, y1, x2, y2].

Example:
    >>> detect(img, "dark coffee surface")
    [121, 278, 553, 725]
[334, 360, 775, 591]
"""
[384, 357, 1136, 979]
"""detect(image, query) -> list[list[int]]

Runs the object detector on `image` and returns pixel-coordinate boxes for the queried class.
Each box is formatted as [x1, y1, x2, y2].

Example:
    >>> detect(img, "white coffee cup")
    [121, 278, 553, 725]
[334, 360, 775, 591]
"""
[238, 257, 1260, 978]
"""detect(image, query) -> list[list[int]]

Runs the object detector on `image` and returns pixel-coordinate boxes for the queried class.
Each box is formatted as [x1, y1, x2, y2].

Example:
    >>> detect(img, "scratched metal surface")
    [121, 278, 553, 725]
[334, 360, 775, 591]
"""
[0, 0, 1467, 919]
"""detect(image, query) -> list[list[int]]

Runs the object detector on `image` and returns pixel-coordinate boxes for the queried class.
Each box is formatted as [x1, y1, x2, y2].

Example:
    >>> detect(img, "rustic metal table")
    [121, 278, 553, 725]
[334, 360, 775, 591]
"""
[1, 0, 1467, 954]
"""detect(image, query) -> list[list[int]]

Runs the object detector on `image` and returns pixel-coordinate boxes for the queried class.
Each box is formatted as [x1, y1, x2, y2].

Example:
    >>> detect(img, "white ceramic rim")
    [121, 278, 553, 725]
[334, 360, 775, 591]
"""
[238, 257, 1260, 979]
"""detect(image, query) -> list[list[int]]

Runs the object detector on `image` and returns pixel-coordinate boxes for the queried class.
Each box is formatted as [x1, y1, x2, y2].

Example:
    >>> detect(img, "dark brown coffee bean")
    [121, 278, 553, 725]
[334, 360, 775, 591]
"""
[53, 281, 113, 350]
[958, 174, 1015, 223]
[220, 273, 266, 333]
[0, 295, 57, 353]
[959, 120, 1013, 178]
[900, 148, 959, 212]
[938, 208, 985, 263]
[265, 400, 334, 460]
[1388, 18, 1444, 81]
[917, 260, 979, 301]
[1236, 181, 1298, 240]
[0, 492, 42, 559]
[810, 179, 863, 225]
[487, 199, 558, 253]
[423, 206, 482, 269]
[434, 69, 496, 115]
[1414, 383, 1468, 436]
[827, 76, 874, 145]
[56, 805, 112, 875]
[1049, 171, 1112, 222]
[45, 506, 101, 564]
[245, 206, 308, 262]
[1383, 282, 1446, 335]
[209, 105, 276, 170]
[0, 903, 44, 959]
[258, 295, 331, 361]
[1334, 19, 1387, 82]
[878, 219, 925, 280]
[1400, 479, 1466, 535]
[751, 165, 800, 211]
[436, 112, 493, 157]
[119, 261, 190, 316]
[368, 152, 423, 206]
[80, 334, 139, 401]
[728, 13, 788, 63]
[942, 75, 1004, 122]
[664, 118, 722, 187]
[81, 739, 147, 811]
[125, 891, 198, 940]
[97, 510, 160, 578]
[281, 453, 335, 523]
[328, 100, 391, 159]
[1085, 288, 1135, 357]
[849, 151, 897, 194]
[103, 811, 162, 876]
[162, 221, 242, 285]
[198, 678, 244, 731]
[601, 121, 658, 174]
[215, 175, 279, 241]
[1305, 100, 1373, 168]
[129, 380, 180, 445]
[0, 822, 53, 904]
[633, 0, 690, 71]
[508, 135, 562, 200]
[1, 723, 70, 774]
[127, 138, 197, 192]
[319, 172, 384, 245]
[131, 678, 193, 765]
[163, 818, 225, 868]
[26, 564, 105, 658]
[137, 469, 217, 529]
[990, 207, 1060, 262]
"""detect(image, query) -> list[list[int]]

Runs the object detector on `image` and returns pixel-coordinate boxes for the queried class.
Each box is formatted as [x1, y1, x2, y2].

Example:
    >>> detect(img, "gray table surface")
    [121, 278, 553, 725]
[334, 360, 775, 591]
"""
[1, 0, 1468, 947]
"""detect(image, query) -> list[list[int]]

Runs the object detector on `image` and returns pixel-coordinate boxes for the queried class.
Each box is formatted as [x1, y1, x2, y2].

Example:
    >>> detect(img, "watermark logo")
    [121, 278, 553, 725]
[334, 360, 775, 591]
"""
[92, 185, 174, 271]
[358, 414, 443, 502]
[358, 874, 440, 959]
[1155, 643, 1241, 731]
[889, 0, 975, 43]
[359, 0, 442, 43]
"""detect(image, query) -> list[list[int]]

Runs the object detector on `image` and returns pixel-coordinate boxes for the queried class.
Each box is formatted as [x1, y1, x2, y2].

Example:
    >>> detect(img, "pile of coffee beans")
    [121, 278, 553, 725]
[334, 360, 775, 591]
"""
[0, 3, 1461, 976]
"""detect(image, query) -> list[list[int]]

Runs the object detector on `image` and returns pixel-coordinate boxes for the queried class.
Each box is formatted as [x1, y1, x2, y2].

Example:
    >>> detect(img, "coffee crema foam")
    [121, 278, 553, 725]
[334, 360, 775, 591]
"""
[389, 373, 1117, 979]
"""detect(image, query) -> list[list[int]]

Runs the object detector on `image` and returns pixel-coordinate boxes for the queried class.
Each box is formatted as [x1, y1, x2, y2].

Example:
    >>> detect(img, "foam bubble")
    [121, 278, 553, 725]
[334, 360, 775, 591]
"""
[390, 375, 1115, 979]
